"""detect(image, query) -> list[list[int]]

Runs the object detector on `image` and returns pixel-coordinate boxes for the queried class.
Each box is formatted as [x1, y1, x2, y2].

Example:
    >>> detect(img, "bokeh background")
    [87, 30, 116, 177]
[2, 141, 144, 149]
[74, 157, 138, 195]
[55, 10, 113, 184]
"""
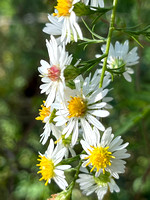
[0, 0, 150, 199]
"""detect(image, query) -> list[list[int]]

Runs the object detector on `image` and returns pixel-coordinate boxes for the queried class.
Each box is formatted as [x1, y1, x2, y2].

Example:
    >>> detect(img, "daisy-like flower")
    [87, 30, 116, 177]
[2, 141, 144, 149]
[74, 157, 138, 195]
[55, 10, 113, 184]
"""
[37, 139, 71, 189]
[83, 0, 104, 8]
[77, 172, 120, 200]
[81, 127, 130, 178]
[54, 70, 111, 146]
[38, 35, 72, 107]
[36, 101, 59, 145]
[97, 40, 139, 82]
[53, 0, 83, 44]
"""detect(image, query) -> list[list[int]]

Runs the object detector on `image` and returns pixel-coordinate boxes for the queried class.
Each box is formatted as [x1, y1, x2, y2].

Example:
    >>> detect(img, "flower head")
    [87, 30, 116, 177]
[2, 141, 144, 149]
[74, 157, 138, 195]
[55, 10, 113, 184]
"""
[77, 172, 120, 200]
[54, 70, 111, 146]
[52, 0, 83, 44]
[38, 35, 72, 107]
[36, 101, 50, 122]
[81, 127, 130, 178]
[37, 139, 71, 189]
[36, 101, 59, 145]
[97, 40, 139, 82]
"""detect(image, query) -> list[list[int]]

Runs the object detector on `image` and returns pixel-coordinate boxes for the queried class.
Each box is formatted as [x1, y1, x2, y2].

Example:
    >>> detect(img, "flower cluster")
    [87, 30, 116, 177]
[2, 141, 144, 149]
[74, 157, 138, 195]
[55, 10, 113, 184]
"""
[36, 1, 139, 200]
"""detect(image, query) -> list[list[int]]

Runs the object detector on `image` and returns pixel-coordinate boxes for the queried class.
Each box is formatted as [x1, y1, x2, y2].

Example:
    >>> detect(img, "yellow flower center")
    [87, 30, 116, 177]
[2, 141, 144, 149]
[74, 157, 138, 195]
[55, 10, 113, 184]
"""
[68, 96, 87, 118]
[36, 101, 50, 122]
[85, 146, 115, 174]
[53, 0, 72, 17]
[37, 155, 54, 186]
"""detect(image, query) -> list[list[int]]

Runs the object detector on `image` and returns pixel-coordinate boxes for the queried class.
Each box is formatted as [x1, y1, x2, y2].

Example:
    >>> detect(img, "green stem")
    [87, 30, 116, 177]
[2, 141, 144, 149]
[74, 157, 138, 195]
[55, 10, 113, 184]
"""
[68, 160, 82, 199]
[99, 0, 118, 88]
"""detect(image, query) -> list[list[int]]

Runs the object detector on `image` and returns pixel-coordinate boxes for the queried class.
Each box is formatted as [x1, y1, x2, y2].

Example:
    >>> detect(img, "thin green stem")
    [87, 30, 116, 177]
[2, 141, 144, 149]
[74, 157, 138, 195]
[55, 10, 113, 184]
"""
[68, 160, 82, 199]
[99, 0, 118, 87]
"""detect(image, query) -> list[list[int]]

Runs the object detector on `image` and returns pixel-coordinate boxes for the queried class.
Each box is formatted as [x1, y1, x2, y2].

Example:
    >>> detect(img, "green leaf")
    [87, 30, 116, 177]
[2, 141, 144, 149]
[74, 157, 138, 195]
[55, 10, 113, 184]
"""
[64, 54, 107, 83]
[73, 2, 92, 16]
[82, 18, 106, 40]
[73, 2, 112, 17]
[64, 65, 81, 82]
[115, 25, 150, 42]
[80, 37, 106, 46]
[131, 36, 144, 48]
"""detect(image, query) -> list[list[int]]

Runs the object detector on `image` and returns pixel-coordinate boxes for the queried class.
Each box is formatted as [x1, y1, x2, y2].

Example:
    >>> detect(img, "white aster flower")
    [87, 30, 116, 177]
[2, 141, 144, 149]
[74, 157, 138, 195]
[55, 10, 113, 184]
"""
[98, 40, 139, 82]
[37, 139, 71, 189]
[83, 0, 104, 8]
[54, 70, 111, 146]
[81, 127, 130, 178]
[77, 172, 120, 200]
[53, 0, 83, 44]
[36, 101, 60, 145]
[38, 35, 72, 107]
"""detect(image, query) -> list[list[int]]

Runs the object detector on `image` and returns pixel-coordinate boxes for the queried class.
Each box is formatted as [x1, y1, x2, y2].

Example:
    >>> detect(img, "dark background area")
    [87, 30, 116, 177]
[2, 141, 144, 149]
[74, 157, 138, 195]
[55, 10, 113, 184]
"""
[0, 0, 150, 199]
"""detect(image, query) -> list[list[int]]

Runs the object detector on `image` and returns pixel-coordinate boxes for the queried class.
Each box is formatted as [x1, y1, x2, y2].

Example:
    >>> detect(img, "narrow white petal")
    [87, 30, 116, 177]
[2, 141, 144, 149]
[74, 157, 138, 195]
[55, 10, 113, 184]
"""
[88, 110, 109, 118]
[71, 120, 79, 146]
[56, 165, 71, 170]
[123, 72, 132, 82]
[46, 139, 54, 158]
[86, 114, 105, 131]
[53, 176, 68, 190]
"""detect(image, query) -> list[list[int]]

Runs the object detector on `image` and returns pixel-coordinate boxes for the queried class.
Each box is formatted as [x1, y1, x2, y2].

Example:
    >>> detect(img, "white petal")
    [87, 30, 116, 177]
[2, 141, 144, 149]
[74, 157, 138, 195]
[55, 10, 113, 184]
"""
[46, 139, 54, 158]
[88, 110, 109, 118]
[80, 118, 93, 144]
[123, 72, 132, 82]
[56, 165, 71, 170]
[53, 176, 68, 190]
[86, 114, 105, 131]
[71, 120, 79, 146]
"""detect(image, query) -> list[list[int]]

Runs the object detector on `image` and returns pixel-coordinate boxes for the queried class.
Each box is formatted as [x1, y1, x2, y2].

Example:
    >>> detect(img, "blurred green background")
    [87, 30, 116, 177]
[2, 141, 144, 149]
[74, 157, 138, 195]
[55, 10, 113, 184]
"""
[0, 0, 150, 199]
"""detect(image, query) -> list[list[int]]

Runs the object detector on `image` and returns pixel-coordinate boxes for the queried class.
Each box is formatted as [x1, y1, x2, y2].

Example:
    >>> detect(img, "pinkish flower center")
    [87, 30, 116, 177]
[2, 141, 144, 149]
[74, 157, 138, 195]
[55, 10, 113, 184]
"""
[48, 65, 61, 81]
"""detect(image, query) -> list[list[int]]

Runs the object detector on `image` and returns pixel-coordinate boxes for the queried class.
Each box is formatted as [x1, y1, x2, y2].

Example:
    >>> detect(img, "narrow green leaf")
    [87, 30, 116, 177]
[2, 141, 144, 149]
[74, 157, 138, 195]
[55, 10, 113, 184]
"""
[82, 18, 105, 39]
[131, 36, 144, 48]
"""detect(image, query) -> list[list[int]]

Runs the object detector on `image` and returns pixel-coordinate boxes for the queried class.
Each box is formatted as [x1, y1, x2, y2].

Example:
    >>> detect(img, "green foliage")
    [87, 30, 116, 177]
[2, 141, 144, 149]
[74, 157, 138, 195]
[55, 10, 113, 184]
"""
[73, 2, 112, 17]
[115, 25, 150, 47]
[64, 65, 81, 82]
